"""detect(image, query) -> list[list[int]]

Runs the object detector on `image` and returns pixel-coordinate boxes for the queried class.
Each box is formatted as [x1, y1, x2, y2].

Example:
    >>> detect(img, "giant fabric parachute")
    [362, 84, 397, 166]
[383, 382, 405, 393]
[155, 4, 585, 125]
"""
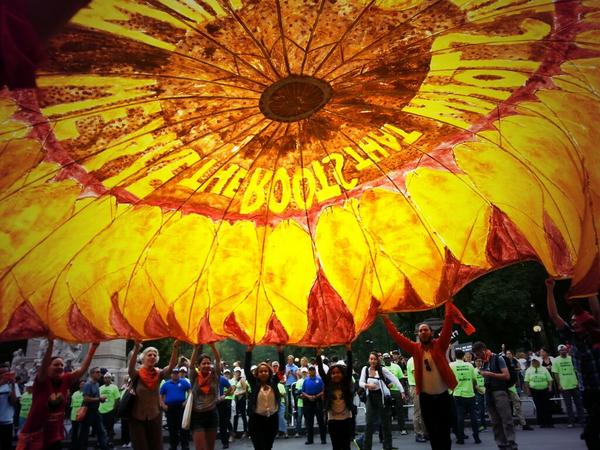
[1, 0, 599, 344]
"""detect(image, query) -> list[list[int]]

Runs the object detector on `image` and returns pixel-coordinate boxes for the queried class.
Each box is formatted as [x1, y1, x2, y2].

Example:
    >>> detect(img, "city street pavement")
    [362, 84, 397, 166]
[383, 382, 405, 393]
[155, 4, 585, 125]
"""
[171, 426, 586, 450]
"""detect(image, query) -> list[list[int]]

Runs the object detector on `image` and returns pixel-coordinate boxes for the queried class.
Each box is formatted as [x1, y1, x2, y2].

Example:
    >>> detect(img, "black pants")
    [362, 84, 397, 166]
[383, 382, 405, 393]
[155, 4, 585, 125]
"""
[530, 389, 553, 427]
[78, 409, 108, 450]
[217, 400, 233, 445]
[0, 423, 12, 450]
[420, 391, 452, 450]
[454, 396, 479, 440]
[303, 399, 326, 443]
[121, 418, 130, 445]
[390, 390, 405, 430]
[166, 403, 189, 450]
[233, 396, 248, 433]
[101, 410, 115, 444]
[70, 420, 81, 450]
[583, 390, 600, 450]
[328, 418, 353, 450]
[249, 413, 278, 450]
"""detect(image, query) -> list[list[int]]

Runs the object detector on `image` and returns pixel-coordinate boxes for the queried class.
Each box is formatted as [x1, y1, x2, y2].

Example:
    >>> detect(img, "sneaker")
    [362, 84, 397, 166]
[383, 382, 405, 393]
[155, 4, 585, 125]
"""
[567, 424, 574, 428]
[400, 430, 408, 436]
[415, 435, 427, 443]
[474, 437, 482, 444]
[305, 441, 314, 445]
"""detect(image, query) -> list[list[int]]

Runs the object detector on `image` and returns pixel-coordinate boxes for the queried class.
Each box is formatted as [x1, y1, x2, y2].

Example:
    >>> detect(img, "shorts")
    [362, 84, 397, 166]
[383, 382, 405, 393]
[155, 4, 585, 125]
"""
[191, 409, 219, 432]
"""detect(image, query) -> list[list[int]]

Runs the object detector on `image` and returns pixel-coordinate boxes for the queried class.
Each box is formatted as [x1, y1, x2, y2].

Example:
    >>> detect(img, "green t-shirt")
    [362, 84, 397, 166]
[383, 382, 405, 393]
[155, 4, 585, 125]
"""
[295, 379, 304, 408]
[406, 357, 416, 387]
[552, 356, 579, 390]
[70, 391, 84, 421]
[19, 392, 33, 419]
[525, 366, 552, 390]
[386, 363, 404, 392]
[450, 360, 476, 398]
[475, 369, 485, 394]
[99, 384, 121, 414]
[225, 379, 236, 400]
[278, 383, 286, 405]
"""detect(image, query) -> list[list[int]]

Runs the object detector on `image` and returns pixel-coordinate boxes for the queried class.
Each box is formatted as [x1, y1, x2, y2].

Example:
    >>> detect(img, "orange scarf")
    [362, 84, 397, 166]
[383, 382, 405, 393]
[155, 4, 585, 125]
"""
[197, 371, 212, 395]
[139, 367, 159, 390]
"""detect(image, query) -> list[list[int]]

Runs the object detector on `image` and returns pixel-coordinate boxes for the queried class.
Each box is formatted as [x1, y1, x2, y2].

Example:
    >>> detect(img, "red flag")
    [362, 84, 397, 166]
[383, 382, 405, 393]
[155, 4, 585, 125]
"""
[447, 303, 476, 336]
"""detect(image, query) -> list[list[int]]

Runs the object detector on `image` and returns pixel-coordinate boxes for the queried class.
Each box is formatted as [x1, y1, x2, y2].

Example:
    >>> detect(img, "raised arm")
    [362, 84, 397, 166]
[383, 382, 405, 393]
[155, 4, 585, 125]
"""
[71, 342, 100, 380]
[438, 300, 456, 349]
[382, 316, 418, 355]
[345, 345, 354, 391]
[244, 346, 256, 386]
[277, 345, 285, 375]
[36, 339, 55, 383]
[209, 343, 221, 377]
[128, 341, 142, 379]
[190, 344, 202, 385]
[546, 278, 567, 329]
[316, 349, 326, 380]
[160, 341, 180, 379]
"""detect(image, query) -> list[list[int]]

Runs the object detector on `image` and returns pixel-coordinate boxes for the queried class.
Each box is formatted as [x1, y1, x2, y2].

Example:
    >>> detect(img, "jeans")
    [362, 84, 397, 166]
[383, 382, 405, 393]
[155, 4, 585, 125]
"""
[420, 391, 452, 450]
[486, 390, 516, 449]
[303, 399, 326, 443]
[562, 388, 585, 424]
[78, 409, 108, 450]
[454, 396, 479, 440]
[475, 392, 486, 428]
[278, 402, 287, 433]
[70, 420, 81, 450]
[165, 403, 189, 450]
[100, 410, 116, 444]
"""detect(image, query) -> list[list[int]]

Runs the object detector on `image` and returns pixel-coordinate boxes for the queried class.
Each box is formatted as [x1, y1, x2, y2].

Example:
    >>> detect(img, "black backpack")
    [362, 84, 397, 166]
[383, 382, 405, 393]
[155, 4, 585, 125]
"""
[501, 355, 519, 388]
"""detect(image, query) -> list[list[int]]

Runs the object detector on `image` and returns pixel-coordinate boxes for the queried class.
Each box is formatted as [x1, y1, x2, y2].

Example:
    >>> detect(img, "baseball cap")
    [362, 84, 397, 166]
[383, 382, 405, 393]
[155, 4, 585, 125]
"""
[530, 356, 542, 364]
[308, 365, 316, 371]
[557, 344, 567, 351]
[382, 353, 391, 358]
[251, 365, 257, 371]
[179, 366, 188, 372]
[300, 367, 309, 373]
[233, 367, 242, 372]
[103, 372, 112, 378]
[224, 369, 231, 374]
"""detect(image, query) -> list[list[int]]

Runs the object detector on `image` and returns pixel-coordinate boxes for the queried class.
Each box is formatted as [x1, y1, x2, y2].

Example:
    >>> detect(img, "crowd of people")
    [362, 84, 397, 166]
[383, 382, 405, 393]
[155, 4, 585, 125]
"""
[0, 279, 599, 450]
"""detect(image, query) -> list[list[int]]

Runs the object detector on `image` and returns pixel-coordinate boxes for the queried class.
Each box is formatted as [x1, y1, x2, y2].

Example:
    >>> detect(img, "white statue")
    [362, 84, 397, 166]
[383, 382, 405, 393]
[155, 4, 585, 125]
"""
[11, 348, 24, 369]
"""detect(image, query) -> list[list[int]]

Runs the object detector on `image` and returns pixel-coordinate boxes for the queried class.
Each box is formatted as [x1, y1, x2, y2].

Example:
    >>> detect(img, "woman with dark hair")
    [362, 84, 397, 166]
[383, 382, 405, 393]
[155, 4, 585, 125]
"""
[245, 345, 285, 450]
[189, 343, 221, 450]
[128, 341, 180, 450]
[317, 344, 354, 450]
[359, 352, 402, 450]
[17, 339, 99, 450]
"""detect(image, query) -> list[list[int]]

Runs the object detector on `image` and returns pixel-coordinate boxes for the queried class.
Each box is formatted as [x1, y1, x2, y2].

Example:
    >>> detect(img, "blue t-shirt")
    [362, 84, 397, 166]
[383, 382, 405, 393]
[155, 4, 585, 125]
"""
[302, 376, 324, 395]
[219, 376, 231, 396]
[285, 364, 299, 386]
[160, 378, 191, 405]
[83, 380, 101, 411]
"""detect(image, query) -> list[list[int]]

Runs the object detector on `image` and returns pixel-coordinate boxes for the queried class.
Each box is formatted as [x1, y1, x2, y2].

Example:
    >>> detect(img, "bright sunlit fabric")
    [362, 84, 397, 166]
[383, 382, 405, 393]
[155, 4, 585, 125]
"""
[1, 0, 599, 344]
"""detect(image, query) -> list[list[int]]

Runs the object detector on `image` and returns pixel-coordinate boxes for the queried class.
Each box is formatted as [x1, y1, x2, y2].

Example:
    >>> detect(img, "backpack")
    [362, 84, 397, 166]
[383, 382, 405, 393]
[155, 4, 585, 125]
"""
[359, 365, 392, 402]
[489, 354, 518, 389]
[501, 355, 519, 388]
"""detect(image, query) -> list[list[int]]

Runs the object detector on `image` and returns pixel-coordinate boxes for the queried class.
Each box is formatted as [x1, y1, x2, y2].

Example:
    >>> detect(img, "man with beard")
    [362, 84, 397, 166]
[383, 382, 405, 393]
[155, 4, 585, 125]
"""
[383, 301, 475, 450]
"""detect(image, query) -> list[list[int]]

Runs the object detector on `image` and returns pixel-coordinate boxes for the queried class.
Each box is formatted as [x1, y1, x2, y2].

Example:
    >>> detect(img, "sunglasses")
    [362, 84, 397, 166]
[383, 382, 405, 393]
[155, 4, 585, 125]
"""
[424, 359, 432, 372]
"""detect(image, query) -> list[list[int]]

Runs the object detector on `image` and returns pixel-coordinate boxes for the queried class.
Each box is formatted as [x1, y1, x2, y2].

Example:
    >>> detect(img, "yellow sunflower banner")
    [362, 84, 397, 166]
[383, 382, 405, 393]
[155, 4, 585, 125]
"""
[1, 0, 599, 344]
